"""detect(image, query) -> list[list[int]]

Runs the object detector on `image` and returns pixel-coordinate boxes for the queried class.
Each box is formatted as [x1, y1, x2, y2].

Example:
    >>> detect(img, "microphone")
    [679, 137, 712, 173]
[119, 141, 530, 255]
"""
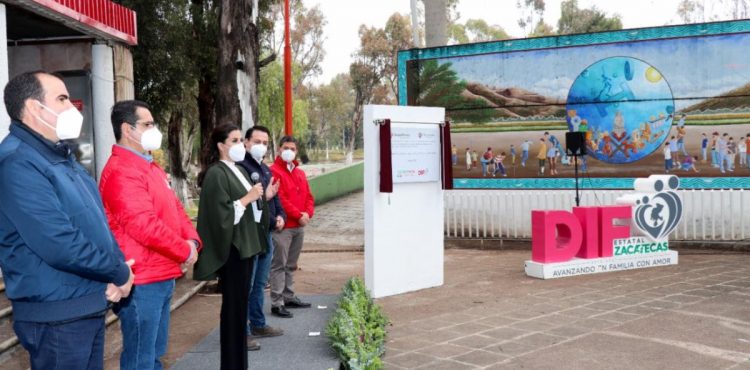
[250, 172, 263, 208]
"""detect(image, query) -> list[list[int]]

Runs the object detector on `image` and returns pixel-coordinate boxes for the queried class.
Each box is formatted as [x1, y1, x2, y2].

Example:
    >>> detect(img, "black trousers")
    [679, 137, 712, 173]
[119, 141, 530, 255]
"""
[218, 246, 255, 370]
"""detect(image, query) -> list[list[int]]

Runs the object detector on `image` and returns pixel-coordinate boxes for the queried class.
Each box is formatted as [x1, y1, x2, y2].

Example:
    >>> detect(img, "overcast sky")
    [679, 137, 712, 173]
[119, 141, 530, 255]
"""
[305, 0, 736, 85]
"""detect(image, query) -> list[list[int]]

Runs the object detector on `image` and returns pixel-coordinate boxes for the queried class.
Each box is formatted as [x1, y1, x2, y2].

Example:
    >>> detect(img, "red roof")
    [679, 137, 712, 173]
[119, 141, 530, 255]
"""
[9, 0, 137, 45]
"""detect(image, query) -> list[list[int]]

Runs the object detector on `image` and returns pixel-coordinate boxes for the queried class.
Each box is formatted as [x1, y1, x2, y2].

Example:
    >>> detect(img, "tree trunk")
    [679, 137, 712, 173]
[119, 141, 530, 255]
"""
[191, 0, 217, 157]
[167, 110, 188, 203]
[198, 76, 215, 150]
[423, 0, 448, 47]
[217, 0, 259, 134]
[347, 99, 363, 165]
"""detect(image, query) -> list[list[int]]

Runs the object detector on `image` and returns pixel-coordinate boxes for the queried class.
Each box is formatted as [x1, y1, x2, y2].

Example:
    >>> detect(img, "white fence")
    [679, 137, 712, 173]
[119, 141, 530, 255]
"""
[444, 189, 749, 241]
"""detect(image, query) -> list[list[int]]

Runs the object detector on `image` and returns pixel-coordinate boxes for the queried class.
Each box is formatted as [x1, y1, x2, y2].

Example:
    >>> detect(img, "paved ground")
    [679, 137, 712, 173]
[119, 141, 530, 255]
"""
[303, 191, 364, 250]
[379, 249, 750, 369]
[171, 295, 339, 370]
[171, 191, 750, 369]
[6, 191, 749, 369]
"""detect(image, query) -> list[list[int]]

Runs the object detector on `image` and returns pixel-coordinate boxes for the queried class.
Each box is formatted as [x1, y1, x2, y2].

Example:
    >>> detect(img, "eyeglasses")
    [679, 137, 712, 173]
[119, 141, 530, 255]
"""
[130, 121, 159, 130]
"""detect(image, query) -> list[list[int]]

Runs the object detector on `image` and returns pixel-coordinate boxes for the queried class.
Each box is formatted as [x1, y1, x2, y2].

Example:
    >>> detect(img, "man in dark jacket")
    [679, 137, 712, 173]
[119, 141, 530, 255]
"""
[238, 125, 286, 349]
[0, 71, 134, 369]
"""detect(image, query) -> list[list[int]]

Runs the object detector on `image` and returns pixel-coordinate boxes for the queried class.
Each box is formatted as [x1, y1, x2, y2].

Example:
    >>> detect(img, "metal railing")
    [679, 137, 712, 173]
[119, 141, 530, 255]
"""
[444, 189, 748, 241]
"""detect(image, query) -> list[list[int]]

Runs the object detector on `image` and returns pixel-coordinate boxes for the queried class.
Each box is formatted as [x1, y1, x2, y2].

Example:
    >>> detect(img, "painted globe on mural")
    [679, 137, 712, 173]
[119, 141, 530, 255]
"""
[565, 57, 674, 164]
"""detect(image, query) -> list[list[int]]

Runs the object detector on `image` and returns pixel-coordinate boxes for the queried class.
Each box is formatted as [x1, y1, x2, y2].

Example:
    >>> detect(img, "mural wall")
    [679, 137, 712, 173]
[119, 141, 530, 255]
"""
[399, 20, 750, 189]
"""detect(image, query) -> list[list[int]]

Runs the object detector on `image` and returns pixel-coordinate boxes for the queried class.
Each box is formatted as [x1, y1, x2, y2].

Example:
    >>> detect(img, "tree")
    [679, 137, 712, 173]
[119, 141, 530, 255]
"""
[557, 0, 622, 35]
[529, 20, 555, 37]
[306, 73, 354, 157]
[383, 14, 414, 98]
[290, 3, 326, 90]
[116, 0, 204, 203]
[677, 0, 748, 23]
[448, 19, 509, 44]
[257, 61, 309, 155]
[216, 0, 260, 133]
[344, 14, 414, 162]
[517, 0, 546, 36]
[347, 60, 380, 163]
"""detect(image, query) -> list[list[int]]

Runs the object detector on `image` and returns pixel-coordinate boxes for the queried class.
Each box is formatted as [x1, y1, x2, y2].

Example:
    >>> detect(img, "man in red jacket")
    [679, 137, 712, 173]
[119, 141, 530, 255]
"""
[99, 100, 202, 370]
[269, 136, 315, 318]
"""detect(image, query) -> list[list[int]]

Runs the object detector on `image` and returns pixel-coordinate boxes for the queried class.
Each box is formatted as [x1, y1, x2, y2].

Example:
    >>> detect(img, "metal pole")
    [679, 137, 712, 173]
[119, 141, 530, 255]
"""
[283, 0, 293, 136]
[573, 155, 581, 207]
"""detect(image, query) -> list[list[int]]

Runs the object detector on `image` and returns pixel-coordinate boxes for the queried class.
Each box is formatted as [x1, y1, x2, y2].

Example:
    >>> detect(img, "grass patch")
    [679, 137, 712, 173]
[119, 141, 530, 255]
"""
[326, 277, 389, 370]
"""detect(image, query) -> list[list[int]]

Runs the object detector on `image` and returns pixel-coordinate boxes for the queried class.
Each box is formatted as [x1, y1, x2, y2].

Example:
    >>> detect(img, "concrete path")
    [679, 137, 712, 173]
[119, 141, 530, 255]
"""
[171, 295, 339, 370]
[170, 191, 750, 369]
[379, 249, 750, 369]
[304, 191, 364, 251]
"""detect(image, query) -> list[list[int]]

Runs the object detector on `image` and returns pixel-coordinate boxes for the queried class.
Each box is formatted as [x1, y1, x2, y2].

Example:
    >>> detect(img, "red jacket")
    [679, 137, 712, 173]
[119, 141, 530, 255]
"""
[270, 156, 314, 229]
[99, 145, 201, 285]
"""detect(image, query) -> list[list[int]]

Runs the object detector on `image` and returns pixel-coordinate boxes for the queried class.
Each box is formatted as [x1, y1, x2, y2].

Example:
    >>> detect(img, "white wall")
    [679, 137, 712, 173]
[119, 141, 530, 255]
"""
[0, 4, 10, 140]
[364, 104, 445, 298]
[91, 44, 116, 180]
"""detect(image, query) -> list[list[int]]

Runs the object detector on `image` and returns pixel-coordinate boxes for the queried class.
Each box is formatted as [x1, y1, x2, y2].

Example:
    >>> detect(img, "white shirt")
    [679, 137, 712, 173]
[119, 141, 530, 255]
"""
[664, 147, 672, 160]
[221, 160, 251, 225]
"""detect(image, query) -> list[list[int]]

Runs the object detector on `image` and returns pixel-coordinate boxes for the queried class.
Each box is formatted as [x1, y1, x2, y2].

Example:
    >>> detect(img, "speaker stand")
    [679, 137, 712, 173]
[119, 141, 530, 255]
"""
[573, 154, 581, 207]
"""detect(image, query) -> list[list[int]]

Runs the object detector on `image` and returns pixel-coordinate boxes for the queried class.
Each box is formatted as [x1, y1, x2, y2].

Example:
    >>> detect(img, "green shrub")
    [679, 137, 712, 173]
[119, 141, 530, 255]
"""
[326, 277, 389, 370]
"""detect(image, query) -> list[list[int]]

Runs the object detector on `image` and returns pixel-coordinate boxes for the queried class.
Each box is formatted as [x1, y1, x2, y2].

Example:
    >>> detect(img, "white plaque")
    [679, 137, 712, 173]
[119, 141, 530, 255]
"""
[390, 125, 440, 183]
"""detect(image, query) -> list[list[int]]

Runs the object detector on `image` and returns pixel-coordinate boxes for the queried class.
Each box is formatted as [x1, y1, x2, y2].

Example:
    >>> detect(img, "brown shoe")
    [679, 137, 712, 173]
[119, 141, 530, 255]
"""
[251, 325, 284, 338]
[247, 338, 261, 351]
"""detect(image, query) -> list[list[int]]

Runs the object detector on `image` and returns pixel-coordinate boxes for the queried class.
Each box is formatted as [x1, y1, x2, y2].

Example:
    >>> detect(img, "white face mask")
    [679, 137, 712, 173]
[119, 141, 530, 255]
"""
[35, 101, 83, 140]
[228, 143, 246, 162]
[130, 126, 163, 151]
[281, 149, 296, 163]
[249, 143, 267, 161]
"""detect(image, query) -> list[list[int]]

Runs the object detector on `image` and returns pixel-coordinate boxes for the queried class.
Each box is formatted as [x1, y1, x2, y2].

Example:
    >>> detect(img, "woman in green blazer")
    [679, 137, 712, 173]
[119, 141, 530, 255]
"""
[194, 124, 269, 370]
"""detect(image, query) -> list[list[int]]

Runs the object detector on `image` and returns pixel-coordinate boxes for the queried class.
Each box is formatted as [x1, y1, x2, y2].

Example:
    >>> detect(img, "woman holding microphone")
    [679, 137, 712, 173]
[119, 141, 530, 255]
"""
[194, 124, 269, 370]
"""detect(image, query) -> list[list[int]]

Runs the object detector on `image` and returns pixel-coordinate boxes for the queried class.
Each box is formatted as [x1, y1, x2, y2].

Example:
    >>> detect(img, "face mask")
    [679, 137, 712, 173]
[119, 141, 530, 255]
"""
[35, 101, 83, 140]
[249, 143, 267, 161]
[228, 143, 246, 162]
[131, 127, 163, 151]
[281, 149, 295, 163]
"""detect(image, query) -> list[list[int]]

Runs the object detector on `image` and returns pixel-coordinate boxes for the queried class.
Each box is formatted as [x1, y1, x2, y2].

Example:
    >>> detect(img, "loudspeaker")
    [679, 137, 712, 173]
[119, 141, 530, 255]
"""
[566, 131, 586, 156]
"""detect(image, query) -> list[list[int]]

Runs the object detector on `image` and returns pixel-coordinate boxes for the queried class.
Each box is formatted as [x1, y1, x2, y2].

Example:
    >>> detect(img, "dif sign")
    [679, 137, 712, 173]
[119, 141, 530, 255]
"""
[525, 175, 682, 279]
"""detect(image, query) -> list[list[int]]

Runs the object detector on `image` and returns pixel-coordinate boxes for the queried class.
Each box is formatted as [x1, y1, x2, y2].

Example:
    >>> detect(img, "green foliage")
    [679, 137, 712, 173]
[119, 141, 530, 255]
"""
[258, 61, 309, 148]
[448, 19, 510, 44]
[326, 277, 389, 370]
[306, 73, 354, 149]
[557, 0, 622, 35]
[409, 60, 495, 124]
[517, 0, 546, 35]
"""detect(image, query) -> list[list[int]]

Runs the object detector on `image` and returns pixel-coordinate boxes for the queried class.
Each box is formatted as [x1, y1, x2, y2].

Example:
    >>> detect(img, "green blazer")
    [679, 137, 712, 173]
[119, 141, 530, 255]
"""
[193, 162, 269, 281]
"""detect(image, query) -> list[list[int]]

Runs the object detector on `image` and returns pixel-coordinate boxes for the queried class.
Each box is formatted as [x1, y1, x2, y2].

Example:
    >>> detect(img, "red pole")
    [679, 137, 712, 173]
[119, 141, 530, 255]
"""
[283, 0, 293, 136]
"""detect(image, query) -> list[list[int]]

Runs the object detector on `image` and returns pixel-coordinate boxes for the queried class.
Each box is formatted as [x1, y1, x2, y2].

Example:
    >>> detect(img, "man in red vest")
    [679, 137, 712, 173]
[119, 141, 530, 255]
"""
[269, 136, 315, 318]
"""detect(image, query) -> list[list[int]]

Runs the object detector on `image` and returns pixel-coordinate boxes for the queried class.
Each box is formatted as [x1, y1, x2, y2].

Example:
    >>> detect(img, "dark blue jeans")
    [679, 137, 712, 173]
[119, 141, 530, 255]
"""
[248, 234, 274, 331]
[116, 279, 175, 370]
[14, 315, 106, 370]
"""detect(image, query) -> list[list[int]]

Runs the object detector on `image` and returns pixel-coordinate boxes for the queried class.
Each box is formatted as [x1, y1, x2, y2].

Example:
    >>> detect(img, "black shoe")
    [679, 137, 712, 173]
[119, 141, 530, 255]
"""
[284, 297, 311, 308]
[271, 306, 293, 318]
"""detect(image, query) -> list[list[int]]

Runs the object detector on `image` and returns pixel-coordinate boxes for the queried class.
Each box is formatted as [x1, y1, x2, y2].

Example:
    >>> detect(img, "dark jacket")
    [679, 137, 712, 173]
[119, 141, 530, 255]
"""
[238, 152, 287, 232]
[0, 121, 131, 323]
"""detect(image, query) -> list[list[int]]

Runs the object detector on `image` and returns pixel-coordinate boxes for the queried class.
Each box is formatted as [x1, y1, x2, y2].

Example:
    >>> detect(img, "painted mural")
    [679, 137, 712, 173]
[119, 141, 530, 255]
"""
[400, 20, 750, 189]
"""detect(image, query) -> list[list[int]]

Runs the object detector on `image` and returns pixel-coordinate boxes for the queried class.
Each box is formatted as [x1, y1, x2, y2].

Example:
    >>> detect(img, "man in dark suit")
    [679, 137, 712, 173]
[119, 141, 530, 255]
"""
[238, 125, 286, 351]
